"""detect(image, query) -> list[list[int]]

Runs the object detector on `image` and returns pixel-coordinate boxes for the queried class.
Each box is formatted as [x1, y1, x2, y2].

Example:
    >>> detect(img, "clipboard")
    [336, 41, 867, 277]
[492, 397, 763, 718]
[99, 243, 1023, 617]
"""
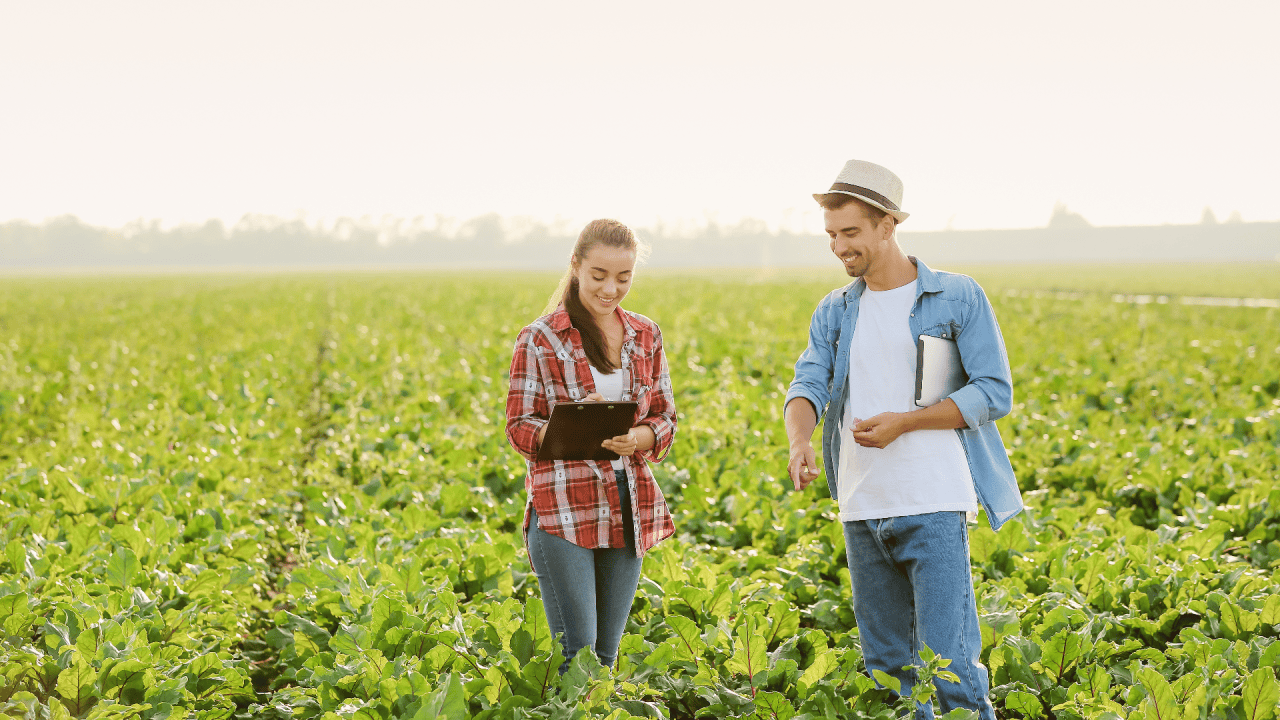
[536, 401, 638, 462]
[915, 335, 968, 407]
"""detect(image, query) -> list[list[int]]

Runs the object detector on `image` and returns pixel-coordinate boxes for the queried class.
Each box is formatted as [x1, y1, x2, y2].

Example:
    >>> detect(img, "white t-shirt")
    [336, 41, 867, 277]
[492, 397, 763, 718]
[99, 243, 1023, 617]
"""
[838, 282, 977, 521]
[590, 365, 627, 471]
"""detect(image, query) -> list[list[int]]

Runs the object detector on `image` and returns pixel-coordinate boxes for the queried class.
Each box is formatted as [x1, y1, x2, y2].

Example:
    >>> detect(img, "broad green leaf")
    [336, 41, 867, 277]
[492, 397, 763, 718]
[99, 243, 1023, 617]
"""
[522, 596, 553, 655]
[678, 584, 712, 617]
[1221, 602, 1261, 638]
[5, 540, 27, 574]
[104, 548, 138, 589]
[482, 597, 523, 653]
[55, 654, 100, 716]
[665, 614, 707, 663]
[54, 477, 90, 515]
[1260, 595, 1280, 626]
[872, 669, 902, 694]
[1039, 629, 1089, 682]
[510, 628, 534, 665]
[1260, 642, 1280, 670]
[766, 600, 800, 648]
[644, 639, 678, 672]
[1241, 667, 1279, 720]
[1186, 520, 1231, 558]
[797, 649, 838, 695]
[752, 690, 796, 720]
[658, 544, 689, 584]
[726, 614, 769, 681]
[418, 673, 466, 720]
[329, 627, 363, 656]
[75, 624, 101, 658]
[516, 644, 565, 702]
[1136, 665, 1179, 720]
[560, 648, 604, 705]
[44, 620, 73, 649]
[1004, 690, 1044, 719]
[101, 659, 150, 700]
[49, 699, 74, 720]
[706, 579, 735, 621]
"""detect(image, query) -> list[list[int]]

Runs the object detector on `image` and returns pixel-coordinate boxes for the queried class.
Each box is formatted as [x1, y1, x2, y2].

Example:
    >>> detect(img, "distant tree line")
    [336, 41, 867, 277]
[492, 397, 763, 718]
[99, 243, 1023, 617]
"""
[2, 214, 1277, 268]
[0, 214, 834, 268]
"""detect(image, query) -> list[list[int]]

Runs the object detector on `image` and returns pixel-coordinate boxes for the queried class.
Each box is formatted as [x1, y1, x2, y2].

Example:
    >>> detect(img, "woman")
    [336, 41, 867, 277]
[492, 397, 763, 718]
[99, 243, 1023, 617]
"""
[505, 218, 677, 672]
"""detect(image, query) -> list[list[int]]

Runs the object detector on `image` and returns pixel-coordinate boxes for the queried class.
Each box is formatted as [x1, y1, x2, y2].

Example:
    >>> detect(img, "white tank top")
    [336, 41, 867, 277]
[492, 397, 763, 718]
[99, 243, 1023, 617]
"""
[590, 365, 627, 471]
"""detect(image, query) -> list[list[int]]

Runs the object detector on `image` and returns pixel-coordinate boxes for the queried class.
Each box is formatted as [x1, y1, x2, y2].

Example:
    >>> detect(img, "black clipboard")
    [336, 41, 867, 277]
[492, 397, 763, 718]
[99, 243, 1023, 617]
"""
[536, 401, 638, 462]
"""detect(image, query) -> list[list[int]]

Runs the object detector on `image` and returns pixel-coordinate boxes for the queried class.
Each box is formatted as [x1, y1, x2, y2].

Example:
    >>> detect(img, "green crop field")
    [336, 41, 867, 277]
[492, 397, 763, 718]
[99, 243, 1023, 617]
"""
[1, 265, 1278, 720]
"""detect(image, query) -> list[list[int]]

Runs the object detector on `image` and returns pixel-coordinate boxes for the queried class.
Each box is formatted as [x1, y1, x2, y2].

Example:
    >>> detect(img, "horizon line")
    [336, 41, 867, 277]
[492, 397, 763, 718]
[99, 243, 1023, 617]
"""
[2, 212, 1275, 238]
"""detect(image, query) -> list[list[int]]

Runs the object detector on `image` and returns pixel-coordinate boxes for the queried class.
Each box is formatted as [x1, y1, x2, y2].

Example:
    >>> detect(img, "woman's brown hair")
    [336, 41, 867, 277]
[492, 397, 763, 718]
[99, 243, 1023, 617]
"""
[543, 219, 647, 373]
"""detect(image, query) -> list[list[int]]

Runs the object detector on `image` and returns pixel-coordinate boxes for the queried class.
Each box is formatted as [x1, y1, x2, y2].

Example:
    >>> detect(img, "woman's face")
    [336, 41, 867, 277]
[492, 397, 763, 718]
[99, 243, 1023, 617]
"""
[574, 244, 637, 324]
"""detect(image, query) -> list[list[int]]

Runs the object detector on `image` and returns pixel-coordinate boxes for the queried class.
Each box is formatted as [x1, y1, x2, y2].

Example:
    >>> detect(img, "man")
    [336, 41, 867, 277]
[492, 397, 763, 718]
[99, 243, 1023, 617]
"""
[784, 159, 1023, 719]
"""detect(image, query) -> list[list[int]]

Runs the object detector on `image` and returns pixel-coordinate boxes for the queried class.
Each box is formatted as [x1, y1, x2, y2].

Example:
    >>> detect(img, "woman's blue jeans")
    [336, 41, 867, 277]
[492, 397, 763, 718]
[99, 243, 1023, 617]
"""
[528, 469, 642, 673]
[843, 511, 996, 720]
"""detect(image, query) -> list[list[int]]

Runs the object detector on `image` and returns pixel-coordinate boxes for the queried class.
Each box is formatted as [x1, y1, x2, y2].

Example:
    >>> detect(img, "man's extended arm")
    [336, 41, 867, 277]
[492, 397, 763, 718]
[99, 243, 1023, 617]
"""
[785, 398, 822, 490]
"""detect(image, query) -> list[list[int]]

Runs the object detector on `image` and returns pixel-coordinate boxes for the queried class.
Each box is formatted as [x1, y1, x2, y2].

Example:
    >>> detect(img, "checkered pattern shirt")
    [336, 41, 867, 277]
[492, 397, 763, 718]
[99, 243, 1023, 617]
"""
[506, 304, 677, 558]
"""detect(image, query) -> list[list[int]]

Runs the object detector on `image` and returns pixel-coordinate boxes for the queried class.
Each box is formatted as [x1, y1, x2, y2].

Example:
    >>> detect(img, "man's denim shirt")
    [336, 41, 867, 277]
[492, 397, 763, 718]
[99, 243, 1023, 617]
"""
[785, 257, 1024, 531]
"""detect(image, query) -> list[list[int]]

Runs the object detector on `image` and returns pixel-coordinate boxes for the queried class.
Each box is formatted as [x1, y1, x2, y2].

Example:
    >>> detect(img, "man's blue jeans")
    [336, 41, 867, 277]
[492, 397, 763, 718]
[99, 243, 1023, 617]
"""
[528, 469, 642, 673]
[843, 512, 996, 720]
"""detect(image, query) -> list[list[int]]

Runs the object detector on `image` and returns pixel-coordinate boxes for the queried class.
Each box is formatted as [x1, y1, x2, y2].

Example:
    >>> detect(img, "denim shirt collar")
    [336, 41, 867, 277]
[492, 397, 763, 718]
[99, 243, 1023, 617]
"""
[841, 256, 942, 303]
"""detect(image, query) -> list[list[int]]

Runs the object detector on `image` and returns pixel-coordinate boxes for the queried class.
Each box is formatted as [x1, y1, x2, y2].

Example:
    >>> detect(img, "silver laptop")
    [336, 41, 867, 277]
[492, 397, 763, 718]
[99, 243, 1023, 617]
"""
[915, 335, 968, 407]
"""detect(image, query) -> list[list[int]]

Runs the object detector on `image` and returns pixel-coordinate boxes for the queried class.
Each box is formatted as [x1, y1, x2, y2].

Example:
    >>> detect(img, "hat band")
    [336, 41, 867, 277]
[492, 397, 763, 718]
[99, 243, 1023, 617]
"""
[829, 182, 900, 212]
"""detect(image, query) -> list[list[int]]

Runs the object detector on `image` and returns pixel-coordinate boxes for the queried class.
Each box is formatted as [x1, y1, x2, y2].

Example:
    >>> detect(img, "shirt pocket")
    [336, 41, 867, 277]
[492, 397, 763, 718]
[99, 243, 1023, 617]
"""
[628, 350, 652, 382]
[545, 347, 588, 402]
[823, 318, 840, 347]
[630, 384, 652, 418]
[920, 320, 961, 341]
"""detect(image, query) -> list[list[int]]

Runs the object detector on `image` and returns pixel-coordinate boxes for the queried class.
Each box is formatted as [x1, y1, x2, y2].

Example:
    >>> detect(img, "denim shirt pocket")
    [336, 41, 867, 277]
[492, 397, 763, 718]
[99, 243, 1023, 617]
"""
[922, 322, 960, 341]
[823, 321, 840, 348]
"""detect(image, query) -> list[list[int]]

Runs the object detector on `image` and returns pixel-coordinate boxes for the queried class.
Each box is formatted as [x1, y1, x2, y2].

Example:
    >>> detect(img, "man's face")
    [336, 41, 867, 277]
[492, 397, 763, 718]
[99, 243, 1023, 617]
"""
[824, 202, 893, 278]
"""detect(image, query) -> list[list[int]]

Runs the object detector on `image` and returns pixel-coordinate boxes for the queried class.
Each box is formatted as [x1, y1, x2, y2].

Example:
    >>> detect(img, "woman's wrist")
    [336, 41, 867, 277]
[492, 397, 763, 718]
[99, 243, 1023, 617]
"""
[634, 424, 656, 453]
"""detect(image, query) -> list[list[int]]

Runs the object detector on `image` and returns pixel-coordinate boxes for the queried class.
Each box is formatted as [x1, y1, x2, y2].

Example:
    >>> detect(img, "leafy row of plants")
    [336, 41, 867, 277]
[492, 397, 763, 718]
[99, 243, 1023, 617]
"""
[1, 270, 1278, 718]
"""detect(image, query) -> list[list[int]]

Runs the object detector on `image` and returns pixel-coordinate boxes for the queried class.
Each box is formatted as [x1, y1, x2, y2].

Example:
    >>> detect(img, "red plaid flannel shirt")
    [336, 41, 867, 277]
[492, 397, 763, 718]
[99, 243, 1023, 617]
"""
[506, 304, 677, 558]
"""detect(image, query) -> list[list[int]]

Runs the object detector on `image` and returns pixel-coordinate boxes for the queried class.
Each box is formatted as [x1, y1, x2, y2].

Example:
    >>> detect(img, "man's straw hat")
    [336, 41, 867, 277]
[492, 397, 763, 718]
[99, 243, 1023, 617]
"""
[814, 159, 910, 223]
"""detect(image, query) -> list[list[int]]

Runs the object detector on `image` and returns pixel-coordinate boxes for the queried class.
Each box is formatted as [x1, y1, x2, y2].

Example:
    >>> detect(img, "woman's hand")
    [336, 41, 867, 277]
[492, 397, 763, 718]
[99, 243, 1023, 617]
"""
[602, 429, 638, 456]
[603, 425, 655, 457]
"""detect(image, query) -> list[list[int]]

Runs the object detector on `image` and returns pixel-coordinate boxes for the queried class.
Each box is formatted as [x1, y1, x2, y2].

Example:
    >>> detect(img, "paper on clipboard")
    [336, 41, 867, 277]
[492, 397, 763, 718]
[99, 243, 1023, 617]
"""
[535, 401, 638, 462]
[915, 335, 968, 407]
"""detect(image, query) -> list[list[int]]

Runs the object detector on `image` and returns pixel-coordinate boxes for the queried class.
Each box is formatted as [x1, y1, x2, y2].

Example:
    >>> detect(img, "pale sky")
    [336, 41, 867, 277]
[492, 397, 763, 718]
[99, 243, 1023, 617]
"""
[2, 1, 1277, 234]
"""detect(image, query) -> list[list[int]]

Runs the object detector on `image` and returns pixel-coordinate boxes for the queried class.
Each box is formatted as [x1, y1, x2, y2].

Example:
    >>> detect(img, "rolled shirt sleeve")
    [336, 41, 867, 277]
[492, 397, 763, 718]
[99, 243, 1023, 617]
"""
[638, 331, 677, 463]
[784, 294, 839, 418]
[949, 281, 1013, 430]
[505, 327, 550, 461]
